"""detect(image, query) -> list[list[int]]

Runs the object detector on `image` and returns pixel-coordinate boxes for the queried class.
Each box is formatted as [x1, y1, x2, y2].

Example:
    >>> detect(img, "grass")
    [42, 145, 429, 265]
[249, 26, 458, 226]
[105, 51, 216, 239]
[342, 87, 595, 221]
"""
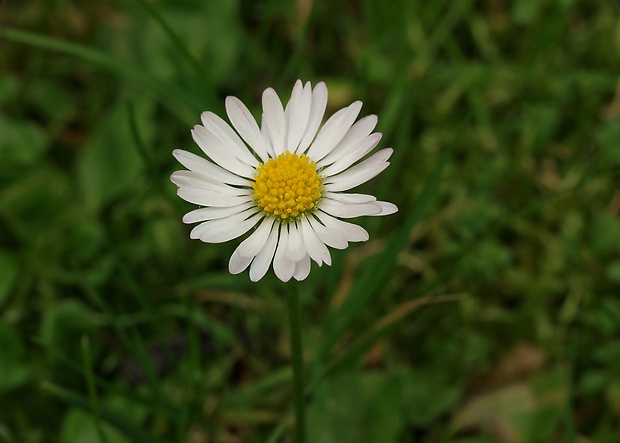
[1, 0, 620, 442]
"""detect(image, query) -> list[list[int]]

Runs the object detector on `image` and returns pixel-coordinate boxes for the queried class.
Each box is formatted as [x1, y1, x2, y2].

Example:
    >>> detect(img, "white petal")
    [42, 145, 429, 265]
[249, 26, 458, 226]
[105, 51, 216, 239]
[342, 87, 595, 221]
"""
[285, 80, 312, 153]
[317, 115, 378, 167]
[229, 249, 252, 274]
[307, 215, 348, 249]
[320, 133, 383, 177]
[177, 188, 253, 207]
[293, 255, 311, 281]
[324, 148, 393, 192]
[319, 199, 382, 218]
[273, 224, 295, 282]
[306, 101, 363, 162]
[376, 201, 398, 216]
[191, 211, 261, 242]
[323, 192, 377, 204]
[297, 82, 328, 154]
[225, 96, 270, 162]
[182, 202, 254, 223]
[237, 217, 276, 258]
[172, 149, 248, 186]
[262, 88, 287, 156]
[201, 112, 259, 167]
[260, 116, 276, 158]
[250, 223, 279, 282]
[300, 217, 331, 266]
[285, 221, 307, 262]
[315, 211, 369, 242]
[191, 126, 255, 178]
[189, 208, 257, 239]
[170, 171, 250, 195]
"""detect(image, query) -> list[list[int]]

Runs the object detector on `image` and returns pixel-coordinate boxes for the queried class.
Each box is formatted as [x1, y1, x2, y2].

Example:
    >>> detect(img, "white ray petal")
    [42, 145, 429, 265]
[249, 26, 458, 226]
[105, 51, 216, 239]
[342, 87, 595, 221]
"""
[170, 171, 250, 195]
[307, 215, 348, 249]
[182, 202, 255, 224]
[297, 82, 328, 154]
[306, 101, 363, 162]
[197, 212, 262, 243]
[260, 116, 276, 158]
[237, 217, 276, 258]
[285, 221, 307, 262]
[319, 199, 382, 218]
[191, 126, 255, 178]
[177, 188, 253, 207]
[172, 149, 249, 186]
[315, 211, 369, 242]
[201, 112, 259, 167]
[320, 133, 383, 177]
[300, 217, 331, 266]
[273, 224, 295, 282]
[376, 201, 399, 216]
[262, 88, 287, 156]
[323, 192, 377, 204]
[293, 255, 311, 281]
[189, 208, 258, 239]
[250, 223, 279, 282]
[225, 96, 270, 162]
[229, 249, 252, 274]
[285, 80, 312, 153]
[323, 148, 393, 192]
[317, 115, 378, 167]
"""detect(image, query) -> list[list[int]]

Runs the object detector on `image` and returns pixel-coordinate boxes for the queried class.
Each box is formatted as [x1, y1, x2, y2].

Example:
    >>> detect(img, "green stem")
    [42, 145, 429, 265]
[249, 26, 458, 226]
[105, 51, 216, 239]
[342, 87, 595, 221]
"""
[287, 286, 306, 443]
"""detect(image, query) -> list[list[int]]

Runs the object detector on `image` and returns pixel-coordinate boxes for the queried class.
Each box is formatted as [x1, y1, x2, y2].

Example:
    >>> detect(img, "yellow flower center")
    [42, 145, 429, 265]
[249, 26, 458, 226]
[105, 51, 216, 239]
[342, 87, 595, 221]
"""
[251, 152, 323, 222]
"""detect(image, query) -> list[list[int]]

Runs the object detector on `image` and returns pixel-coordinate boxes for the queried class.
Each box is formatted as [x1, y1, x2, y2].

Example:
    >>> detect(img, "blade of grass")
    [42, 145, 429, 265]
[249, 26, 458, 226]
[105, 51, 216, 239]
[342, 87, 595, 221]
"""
[318, 117, 467, 360]
[31, 336, 180, 418]
[281, 1, 314, 83]
[266, 155, 600, 442]
[309, 294, 463, 391]
[81, 336, 110, 443]
[44, 382, 168, 443]
[0, 26, 202, 120]
[264, 409, 293, 443]
[73, 274, 168, 406]
[130, 0, 218, 108]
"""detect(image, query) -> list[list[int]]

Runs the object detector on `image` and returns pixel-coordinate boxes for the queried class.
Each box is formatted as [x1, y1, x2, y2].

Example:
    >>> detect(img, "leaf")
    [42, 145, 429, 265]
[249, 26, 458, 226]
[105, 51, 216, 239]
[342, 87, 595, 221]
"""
[0, 115, 47, 168]
[61, 408, 131, 443]
[452, 368, 567, 443]
[47, 383, 165, 443]
[590, 213, 620, 256]
[39, 299, 102, 383]
[605, 260, 620, 284]
[0, 25, 203, 118]
[0, 250, 18, 305]
[76, 101, 150, 211]
[0, 320, 31, 392]
[402, 368, 464, 426]
[307, 371, 406, 443]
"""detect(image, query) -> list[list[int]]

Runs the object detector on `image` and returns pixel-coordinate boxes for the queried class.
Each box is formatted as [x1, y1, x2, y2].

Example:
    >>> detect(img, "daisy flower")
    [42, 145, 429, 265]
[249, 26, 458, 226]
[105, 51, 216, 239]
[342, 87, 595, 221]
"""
[171, 80, 398, 282]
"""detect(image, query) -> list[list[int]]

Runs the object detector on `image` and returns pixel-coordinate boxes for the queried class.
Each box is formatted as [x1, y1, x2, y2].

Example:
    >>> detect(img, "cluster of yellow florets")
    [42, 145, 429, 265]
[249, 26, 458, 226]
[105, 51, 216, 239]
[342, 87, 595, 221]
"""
[251, 152, 323, 221]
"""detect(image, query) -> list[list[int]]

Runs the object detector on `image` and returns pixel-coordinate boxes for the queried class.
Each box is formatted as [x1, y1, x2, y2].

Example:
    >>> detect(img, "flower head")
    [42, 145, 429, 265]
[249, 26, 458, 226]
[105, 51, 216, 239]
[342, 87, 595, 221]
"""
[171, 80, 398, 282]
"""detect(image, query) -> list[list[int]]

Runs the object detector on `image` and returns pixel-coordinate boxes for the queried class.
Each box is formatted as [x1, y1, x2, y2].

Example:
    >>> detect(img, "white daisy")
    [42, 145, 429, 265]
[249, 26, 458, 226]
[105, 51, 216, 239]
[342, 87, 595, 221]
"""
[171, 80, 398, 282]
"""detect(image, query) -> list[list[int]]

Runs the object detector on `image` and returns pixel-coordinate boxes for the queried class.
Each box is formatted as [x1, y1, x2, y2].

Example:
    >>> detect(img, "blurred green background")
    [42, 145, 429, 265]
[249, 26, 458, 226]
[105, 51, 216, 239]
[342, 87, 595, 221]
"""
[1, 0, 619, 442]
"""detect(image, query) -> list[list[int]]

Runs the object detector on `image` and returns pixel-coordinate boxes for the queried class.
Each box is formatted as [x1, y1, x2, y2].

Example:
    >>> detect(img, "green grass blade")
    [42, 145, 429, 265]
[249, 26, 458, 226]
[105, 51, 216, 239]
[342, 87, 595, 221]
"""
[44, 382, 168, 443]
[130, 0, 218, 108]
[81, 336, 110, 443]
[319, 119, 466, 359]
[0, 25, 202, 119]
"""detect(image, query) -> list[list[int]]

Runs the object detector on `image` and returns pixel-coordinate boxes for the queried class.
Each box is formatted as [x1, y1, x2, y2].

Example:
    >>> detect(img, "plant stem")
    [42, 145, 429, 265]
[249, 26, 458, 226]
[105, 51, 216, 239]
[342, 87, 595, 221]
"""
[287, 286, 306, 443]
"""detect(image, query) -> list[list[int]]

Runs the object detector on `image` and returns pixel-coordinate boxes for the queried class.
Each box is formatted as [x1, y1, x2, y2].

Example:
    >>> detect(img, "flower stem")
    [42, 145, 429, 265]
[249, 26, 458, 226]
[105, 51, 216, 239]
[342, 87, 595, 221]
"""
[287, 286, 306, 443]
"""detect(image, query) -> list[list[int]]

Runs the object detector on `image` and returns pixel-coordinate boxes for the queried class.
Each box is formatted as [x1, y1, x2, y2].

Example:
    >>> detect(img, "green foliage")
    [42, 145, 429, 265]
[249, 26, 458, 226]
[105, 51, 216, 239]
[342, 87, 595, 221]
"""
[0, 320, 31, 392]
[1, 0, 619, 442]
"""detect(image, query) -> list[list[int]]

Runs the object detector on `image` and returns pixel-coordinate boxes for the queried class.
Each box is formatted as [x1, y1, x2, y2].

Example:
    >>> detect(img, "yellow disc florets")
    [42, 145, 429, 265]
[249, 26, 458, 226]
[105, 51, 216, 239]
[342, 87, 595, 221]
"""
[251, 152, 323, 222]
